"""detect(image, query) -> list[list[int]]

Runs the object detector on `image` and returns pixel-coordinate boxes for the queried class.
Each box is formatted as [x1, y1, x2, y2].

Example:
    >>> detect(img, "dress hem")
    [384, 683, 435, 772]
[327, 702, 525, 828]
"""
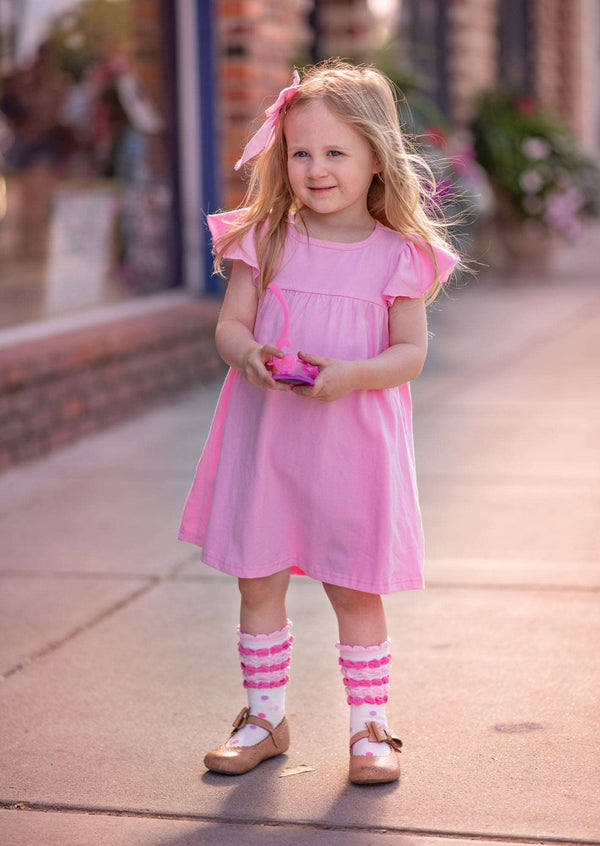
[177, 531, 424, 595]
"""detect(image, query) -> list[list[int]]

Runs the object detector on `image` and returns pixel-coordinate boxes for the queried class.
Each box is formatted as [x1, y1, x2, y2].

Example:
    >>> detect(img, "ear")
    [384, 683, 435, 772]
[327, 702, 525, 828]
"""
[373, 153, 382, 174]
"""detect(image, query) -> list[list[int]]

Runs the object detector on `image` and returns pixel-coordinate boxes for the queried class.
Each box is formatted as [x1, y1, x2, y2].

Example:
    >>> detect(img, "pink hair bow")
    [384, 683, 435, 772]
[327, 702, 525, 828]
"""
[234, 70, 301, 171]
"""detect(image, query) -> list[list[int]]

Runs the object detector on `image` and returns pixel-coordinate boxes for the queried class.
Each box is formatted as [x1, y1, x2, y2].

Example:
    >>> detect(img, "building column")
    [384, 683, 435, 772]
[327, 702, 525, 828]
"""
[447, 0, 499, 131]
[175, 0, 219, 294]
[534, 0, 598, 148]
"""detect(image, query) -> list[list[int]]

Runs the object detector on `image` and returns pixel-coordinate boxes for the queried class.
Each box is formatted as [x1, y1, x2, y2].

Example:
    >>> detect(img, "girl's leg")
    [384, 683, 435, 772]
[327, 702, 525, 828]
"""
[239, 568, 290, 635]
[323, 582, 387, 646]
[324, 583, 400, 779]
[227, 569, 292, 747]
[204, 569, 293, 773]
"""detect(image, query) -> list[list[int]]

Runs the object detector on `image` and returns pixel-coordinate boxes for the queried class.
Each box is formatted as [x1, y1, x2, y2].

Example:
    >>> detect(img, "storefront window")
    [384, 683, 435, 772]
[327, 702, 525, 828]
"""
[0, 0, 175, 329]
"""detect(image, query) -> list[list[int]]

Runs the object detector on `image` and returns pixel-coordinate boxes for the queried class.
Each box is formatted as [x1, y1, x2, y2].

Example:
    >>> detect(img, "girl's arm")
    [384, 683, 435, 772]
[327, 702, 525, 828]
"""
[352, 295, 428, 389]
[215, 260, 291, 391]
[295, 296, 428, 401]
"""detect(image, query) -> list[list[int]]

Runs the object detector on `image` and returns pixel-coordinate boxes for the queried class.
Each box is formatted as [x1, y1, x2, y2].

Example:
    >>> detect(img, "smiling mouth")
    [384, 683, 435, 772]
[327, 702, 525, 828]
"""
[309, 186, 335, 192]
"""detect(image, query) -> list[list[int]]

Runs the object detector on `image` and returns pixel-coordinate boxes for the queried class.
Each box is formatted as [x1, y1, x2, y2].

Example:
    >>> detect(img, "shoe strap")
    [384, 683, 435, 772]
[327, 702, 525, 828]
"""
[231, 706, 284, 749]
[349, 721, 403, 753]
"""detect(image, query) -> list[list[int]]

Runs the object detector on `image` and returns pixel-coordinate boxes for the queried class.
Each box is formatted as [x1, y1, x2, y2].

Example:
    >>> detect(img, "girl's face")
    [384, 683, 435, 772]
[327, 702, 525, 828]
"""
[284, 100, 380, 228]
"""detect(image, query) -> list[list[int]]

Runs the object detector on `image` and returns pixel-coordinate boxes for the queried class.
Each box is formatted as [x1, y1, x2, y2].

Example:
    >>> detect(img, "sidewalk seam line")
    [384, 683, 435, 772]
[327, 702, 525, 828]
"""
[0, 553, 198, 682]
[0, 801, 598, 846]
[424, 581, 600, 593]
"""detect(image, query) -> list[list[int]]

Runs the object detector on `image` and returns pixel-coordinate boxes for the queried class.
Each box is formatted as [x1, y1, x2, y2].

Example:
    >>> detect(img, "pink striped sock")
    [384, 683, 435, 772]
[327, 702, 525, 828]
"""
[227, 621, 292, 748]
[336, 638, 392, 757]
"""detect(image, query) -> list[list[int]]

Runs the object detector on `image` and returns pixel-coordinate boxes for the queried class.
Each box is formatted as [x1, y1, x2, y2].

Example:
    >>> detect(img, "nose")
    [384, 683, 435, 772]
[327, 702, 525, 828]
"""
[307, 156, 328, 179]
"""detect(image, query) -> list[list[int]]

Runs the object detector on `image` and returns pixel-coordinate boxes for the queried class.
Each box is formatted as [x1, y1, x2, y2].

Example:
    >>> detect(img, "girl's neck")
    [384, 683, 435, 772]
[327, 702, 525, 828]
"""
[293, 209, 377, 243]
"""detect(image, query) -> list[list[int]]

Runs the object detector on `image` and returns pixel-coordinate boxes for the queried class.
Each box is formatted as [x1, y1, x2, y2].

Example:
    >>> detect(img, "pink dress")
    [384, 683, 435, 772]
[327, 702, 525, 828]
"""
[178, 212, 459, 594]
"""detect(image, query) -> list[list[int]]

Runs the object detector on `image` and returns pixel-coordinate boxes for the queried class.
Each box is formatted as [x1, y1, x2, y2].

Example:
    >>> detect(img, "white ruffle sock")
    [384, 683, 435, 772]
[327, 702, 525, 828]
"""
[226, 621, 293, 748]
[337, 638, 392, 756]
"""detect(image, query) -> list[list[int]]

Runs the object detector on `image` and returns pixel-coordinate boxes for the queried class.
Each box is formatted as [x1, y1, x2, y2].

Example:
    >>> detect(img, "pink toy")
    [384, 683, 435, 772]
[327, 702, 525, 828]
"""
[269, 283, 319, 386]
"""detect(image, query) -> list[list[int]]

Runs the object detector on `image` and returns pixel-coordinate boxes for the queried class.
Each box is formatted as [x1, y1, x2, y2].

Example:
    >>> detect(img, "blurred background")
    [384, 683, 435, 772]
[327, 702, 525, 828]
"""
[2, 9, 599, 840]
[1, 0, 599, 469]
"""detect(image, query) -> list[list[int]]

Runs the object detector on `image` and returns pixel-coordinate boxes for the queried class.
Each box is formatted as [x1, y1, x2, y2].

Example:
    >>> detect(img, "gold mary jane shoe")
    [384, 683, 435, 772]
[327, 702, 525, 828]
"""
[203, 706, 290, 775]
[348, 721, 403, 785]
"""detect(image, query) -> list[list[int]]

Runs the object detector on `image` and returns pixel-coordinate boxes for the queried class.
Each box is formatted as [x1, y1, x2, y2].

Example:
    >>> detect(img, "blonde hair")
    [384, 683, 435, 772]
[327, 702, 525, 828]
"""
[214, 59, 460, 303]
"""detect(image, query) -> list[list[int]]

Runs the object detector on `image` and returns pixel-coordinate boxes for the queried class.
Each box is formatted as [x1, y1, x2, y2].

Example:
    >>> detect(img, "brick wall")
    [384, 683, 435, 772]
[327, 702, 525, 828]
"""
[0, 300, 224, 470]
[317, 0, 377, 61]
[216, 0, 312, 208]
[579, 0, 600, 151]
[533, 0, 585, 138]
[533, 0, 562, 117]
[448, 0, 498, 130]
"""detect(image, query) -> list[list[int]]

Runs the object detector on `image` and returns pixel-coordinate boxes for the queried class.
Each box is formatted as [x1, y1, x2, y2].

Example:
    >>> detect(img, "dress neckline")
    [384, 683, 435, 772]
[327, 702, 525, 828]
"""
[287, 218, 383, 250]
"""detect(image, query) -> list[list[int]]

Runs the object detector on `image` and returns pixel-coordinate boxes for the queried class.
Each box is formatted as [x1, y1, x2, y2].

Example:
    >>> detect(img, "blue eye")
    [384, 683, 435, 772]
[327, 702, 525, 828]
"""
[328, 150, 342, 157]
[293, 151, 308, 158]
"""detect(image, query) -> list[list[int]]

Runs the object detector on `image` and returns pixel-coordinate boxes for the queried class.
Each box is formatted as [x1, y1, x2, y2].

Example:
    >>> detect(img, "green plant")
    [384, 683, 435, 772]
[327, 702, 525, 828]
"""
[471, 88, 600, 240]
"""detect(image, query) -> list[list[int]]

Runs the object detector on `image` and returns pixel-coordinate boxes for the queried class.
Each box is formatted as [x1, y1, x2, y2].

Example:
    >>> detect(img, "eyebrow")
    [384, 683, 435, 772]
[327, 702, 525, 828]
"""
[287, 143, 352, 152]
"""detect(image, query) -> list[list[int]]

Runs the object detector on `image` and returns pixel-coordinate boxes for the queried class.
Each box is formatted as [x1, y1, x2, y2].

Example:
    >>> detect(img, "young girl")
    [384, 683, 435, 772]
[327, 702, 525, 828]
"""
[178, 59, 460, 784]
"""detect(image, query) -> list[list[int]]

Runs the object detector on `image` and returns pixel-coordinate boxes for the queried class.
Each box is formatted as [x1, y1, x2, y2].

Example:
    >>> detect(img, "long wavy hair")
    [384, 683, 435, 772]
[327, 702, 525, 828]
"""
[213, 59, 461, 303]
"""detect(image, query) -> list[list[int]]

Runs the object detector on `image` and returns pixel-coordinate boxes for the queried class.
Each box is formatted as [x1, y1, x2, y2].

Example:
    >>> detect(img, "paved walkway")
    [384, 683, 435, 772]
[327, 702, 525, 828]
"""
[1, 227, 599, 845]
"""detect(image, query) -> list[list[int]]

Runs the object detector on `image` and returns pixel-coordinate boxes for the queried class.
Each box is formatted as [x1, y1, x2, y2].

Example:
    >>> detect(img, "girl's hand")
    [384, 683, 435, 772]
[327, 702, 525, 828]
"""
[291, 352, 356, 402]
[243, 344, 292, 391]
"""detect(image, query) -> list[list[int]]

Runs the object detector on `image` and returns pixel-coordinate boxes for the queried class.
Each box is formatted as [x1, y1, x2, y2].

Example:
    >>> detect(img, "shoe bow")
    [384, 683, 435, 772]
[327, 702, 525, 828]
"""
[231, 706, 250, 732]
[365, 721, 403, 751]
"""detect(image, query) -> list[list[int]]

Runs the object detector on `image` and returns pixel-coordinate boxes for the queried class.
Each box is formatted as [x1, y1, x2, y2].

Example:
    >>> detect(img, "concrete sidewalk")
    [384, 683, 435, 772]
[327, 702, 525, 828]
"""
[1, 228, 599, 845]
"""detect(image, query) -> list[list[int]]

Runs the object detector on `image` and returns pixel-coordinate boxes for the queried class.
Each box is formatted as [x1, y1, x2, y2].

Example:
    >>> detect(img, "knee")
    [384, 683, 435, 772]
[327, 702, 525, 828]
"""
[239, 570, 290, 609]
[323, 582, 381, 614]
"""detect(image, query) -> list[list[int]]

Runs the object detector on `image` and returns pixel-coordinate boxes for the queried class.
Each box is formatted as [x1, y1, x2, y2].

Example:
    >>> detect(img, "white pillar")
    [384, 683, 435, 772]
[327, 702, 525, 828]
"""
[176, 0, 204, 295]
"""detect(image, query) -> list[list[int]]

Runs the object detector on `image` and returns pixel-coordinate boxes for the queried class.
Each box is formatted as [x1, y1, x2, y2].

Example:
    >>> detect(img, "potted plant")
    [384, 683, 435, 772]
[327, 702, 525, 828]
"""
[471, 88, 600, 271]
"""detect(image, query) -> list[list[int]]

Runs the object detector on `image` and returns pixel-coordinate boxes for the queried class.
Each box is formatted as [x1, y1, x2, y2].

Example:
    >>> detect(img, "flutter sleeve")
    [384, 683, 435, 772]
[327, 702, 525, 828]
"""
[382, 234, 460, 305]
[206, 209, 259, 279]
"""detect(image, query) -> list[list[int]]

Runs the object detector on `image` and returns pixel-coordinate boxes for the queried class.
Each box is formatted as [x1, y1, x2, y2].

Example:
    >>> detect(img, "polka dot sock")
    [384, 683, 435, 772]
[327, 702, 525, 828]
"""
[336, 639, 392, 757]
[226, 621, 292, 748]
